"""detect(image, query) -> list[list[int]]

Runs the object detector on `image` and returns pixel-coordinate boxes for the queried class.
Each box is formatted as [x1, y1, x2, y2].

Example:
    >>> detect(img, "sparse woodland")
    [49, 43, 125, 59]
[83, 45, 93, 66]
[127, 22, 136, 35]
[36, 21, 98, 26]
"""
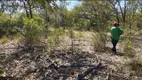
[0, 0, 142, 80]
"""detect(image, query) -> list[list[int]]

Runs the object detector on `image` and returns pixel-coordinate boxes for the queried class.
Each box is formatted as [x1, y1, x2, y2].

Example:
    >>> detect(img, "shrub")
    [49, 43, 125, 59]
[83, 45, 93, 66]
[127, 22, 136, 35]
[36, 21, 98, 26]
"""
[92, 32, 107, 51]
[0, 14, 18, 37]
[19, 17, 44, 47]
[122, 39, 135, 57]
[128, 55, 142, 76]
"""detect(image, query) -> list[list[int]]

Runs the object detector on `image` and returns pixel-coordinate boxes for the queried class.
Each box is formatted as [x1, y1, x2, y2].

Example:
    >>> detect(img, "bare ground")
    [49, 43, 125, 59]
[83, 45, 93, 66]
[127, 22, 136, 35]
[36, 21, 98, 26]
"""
[0, 31, 142, 80]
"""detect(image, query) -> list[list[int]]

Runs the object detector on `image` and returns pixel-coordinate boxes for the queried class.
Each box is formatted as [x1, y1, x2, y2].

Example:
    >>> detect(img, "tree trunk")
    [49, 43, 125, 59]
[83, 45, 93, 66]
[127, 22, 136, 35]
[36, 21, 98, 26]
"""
[23, 0, 29, 18]
[118, 0, 127, 26]
[109, 0, 120, 23]
[27, 0, 33, 18]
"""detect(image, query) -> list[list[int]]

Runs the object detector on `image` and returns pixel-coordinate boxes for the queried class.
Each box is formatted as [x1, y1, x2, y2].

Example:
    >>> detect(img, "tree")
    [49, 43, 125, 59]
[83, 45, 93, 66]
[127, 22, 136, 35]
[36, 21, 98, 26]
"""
[0, 0, 20, 18]
[70, 0, 113, 31]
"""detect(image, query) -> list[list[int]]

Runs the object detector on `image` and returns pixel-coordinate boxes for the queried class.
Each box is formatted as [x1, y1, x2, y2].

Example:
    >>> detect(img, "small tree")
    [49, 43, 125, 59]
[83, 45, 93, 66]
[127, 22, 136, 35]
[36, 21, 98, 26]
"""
[19, 17, 44, 47]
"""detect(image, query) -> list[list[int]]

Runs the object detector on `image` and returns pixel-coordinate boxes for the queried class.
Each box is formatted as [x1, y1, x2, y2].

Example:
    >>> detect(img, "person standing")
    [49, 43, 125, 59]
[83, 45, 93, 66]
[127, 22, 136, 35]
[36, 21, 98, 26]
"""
[110, 22, 123, 54]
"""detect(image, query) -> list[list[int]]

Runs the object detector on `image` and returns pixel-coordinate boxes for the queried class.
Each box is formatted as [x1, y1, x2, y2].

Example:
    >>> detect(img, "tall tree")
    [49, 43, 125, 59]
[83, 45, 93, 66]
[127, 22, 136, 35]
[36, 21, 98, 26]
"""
[117, 0, 127, 26]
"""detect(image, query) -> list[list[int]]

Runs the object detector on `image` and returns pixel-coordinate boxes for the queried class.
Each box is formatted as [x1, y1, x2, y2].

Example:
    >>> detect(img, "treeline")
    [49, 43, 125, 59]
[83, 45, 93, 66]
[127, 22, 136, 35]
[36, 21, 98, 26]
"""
[0, 0, 142, 37]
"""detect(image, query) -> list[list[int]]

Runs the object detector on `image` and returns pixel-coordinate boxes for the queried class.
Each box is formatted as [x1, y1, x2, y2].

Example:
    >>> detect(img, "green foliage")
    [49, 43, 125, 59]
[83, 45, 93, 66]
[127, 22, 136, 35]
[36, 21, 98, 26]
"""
[20, 17, 44, 46]
[92, 32, 107, 51]
[122, 39, 135, 57]
[0, 13, 17, 37]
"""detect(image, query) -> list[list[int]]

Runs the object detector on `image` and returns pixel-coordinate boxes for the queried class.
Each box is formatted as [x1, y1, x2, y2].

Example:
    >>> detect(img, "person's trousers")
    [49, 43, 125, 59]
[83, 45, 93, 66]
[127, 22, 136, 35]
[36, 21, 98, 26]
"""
[111, 39, 118, 52]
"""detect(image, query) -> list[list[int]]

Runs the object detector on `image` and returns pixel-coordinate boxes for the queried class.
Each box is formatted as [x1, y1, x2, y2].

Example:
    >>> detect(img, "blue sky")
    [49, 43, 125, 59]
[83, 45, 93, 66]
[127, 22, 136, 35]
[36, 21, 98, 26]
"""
[56, 1, 124, 11]
[56, 1, 82, 11]
[66, 1, 82, 10]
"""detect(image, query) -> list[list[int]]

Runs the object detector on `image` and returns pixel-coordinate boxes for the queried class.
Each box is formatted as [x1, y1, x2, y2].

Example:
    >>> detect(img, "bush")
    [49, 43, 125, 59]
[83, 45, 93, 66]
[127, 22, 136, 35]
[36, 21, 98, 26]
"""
[19, 17, 44, 47]
[122, 39, 135, 57]
[0, 14, 18, 37]
[128, 55, 142, 76]
[92, 32, 107, 51]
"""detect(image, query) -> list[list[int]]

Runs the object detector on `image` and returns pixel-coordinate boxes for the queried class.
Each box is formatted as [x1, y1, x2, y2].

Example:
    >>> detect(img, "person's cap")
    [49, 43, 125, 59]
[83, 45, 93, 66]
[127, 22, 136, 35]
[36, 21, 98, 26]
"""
[113, 22, 119, 26]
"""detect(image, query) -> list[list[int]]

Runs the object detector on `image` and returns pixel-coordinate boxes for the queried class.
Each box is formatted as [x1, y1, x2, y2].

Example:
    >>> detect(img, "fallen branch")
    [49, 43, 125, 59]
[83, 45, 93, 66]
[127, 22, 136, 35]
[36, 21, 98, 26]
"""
[46, 56, 101, 69]
[59, 63, 98, 68]
[76, 62, 103, 80]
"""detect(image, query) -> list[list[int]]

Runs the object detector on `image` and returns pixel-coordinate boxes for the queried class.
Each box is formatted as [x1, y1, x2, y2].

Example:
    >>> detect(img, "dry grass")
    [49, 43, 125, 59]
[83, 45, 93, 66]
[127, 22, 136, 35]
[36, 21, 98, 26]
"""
[128, 54, 142, 77]
[1, 28, 142, 80]
[0, 35, 9, 44]
[122, 39, 136, 57]
[92, 32, 107, 51]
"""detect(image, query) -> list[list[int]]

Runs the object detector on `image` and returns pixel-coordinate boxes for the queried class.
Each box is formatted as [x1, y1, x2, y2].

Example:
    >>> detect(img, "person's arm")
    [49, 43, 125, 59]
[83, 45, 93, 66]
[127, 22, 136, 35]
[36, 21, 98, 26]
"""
[119, 28, 123, 35]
